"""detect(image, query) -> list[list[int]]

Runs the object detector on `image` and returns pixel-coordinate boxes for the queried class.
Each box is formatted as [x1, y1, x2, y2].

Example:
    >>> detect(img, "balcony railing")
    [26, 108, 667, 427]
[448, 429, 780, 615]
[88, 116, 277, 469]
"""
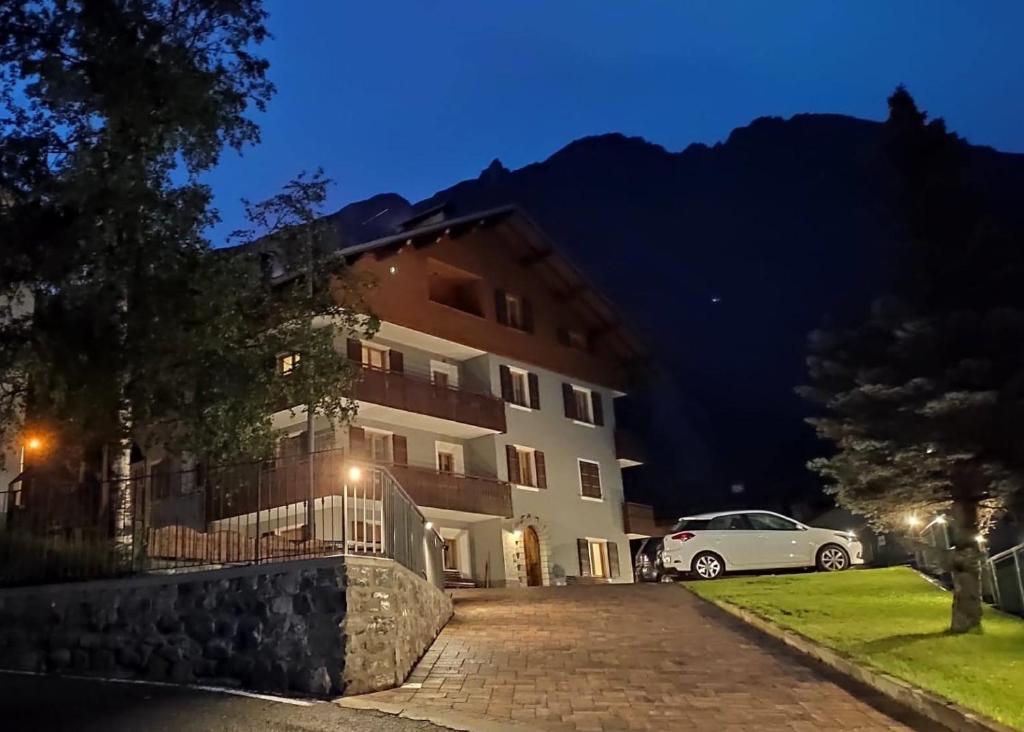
[615, 428, 645, 465]
[354, 365, 506, 433]
[623, 501, 665, 537]
[386, 463, 513, 518]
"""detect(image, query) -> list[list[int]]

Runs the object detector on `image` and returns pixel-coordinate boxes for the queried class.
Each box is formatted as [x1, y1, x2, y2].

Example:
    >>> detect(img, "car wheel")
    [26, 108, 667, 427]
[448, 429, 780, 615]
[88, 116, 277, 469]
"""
[816, 544, 850, 572]
[691, 552, 725, 580]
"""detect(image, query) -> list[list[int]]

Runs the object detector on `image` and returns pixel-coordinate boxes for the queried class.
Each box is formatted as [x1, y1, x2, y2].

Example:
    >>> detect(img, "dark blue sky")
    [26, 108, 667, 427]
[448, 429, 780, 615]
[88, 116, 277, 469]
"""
[204, 1, 1024, 245]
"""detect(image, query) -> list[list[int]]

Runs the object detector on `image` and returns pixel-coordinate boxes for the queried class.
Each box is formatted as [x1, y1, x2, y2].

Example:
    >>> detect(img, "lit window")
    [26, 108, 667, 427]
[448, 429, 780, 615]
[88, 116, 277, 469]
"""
[573, 386, 593, 423]
[516, 447, 536, 487]
[506, 294, 523, 329]
[361, 344, 388, 370]
[588, 540, 608, 578]
[578, 459, 602, 500]
[278, 352, 301, 375]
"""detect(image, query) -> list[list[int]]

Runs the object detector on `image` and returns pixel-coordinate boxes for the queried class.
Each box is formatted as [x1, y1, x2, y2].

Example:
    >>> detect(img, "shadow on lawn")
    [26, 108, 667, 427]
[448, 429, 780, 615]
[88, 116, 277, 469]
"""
[853, 630, 953, 654]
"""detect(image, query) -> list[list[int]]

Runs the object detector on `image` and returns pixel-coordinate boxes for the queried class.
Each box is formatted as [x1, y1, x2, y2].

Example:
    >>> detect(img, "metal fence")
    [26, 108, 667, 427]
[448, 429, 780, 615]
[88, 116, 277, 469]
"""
[0, 449, 444, 590]
[912, 521, 1022, 617]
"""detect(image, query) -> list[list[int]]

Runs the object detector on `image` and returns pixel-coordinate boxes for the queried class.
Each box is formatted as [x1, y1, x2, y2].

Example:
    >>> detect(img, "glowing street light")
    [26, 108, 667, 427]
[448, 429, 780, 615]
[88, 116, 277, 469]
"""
[347, 466, 362, 482]
[25, 436, 43, 451]
[933, 515, 947, 525]
[906, 514, 922, 528]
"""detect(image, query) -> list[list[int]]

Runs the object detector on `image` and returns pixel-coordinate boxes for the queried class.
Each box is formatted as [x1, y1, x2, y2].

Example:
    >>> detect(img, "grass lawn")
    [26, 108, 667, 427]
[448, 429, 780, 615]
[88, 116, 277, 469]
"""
[686, 567, 1024, 729]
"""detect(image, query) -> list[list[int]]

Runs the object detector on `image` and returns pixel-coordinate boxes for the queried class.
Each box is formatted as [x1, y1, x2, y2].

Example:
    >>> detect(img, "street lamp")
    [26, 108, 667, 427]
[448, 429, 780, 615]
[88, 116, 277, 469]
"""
[24, 436, 43, 452]
[905, 514, 922, 528]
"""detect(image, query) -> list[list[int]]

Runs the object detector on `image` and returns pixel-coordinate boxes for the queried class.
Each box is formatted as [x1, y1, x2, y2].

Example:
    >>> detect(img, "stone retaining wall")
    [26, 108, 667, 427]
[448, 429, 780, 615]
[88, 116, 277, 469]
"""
[0, 555, 452, 697]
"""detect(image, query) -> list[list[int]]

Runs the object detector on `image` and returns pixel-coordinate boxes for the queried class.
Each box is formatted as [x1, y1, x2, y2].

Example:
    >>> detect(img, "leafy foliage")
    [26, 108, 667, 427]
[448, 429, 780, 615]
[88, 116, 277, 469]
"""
[0, 1, 372, 465]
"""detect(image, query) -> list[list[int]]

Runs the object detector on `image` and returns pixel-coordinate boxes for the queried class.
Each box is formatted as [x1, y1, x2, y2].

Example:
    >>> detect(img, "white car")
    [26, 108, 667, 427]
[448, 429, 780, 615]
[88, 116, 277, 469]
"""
[659, 510, 864, 580]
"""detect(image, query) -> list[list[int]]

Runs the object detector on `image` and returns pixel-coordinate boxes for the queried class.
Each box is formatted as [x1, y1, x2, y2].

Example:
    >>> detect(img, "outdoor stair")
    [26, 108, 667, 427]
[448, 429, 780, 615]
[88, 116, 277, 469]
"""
[444, 570, 477, 589]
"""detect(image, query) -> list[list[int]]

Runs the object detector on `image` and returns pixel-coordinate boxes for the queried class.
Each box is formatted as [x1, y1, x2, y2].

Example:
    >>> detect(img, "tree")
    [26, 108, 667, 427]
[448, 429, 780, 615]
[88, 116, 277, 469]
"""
[0, 1, 373, 512]
[799, 88, 1024, 633]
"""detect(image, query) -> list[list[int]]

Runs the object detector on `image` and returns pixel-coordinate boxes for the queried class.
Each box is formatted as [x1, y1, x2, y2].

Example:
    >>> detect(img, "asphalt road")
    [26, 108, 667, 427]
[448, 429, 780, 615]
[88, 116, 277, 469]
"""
[0, 673, 449, 732]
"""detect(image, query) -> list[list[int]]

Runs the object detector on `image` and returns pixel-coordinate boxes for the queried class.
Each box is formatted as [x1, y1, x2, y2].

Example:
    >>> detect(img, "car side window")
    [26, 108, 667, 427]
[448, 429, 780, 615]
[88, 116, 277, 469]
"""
[746, 513, 800, 531]
[708, 515, 749, 530]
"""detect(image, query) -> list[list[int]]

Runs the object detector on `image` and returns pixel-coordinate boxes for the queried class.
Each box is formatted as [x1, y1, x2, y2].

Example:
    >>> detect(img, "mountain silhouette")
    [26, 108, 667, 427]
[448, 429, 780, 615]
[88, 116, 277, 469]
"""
[329, 112, 1024, 518]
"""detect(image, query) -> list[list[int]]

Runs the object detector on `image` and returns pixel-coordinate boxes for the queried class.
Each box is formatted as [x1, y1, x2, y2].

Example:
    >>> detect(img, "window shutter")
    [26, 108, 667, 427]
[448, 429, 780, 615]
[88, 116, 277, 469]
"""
[577, 538, 592, 577]
[389, 349, 404, 373]
[521, 297, 534, 333]
[349, 426, 366, 457]
[494, 289, 508, 325]
[607, 542, 620, 579]
[392, 435, 408, 465]
[591, 391, 604, 426]
[527, 372, 541, 410]
[499, 365, 513, 402]
[505, 444, 520, 484]
[562, 383, 576, 419]
[347, 338, 362, 362]
[534, 450, 547, 489]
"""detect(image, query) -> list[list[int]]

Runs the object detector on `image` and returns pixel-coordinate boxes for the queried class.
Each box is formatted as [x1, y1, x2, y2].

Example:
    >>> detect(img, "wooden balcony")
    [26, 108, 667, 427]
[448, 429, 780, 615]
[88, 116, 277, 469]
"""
[354, 366, 506, 434]
[623, 501, 666, 537]
[615, 428, 645, 467]
[387, 463, 513, 518]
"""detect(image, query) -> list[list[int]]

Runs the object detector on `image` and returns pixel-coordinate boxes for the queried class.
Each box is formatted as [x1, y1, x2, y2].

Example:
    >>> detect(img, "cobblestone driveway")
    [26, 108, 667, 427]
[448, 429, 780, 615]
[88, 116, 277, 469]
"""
[341, 585, 923, 731]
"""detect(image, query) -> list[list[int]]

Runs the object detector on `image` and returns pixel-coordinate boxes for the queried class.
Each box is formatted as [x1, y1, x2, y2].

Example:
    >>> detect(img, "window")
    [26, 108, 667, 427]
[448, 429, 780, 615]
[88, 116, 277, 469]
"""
[573, 386, 593, 423]
[506, 294, 523, 329]
[669, 518, 710, 532]
[430, 360, 459, 389]
[361, 344, 388, 370]
[517, 447, 535, 487]
[746, 513, 801, 531]
[366, 429, 392, 462]
[578, 459, 602, 500]
[589, 540, 608, 578]
[435, 441, 464, 474]
[568, 329, 588, 350]
[506, 445, 546, 488]
[511, 370, 528, 406]
[708, 514, 750, 531]
[278, 352, 301, 375]
[500, 365, 538, 409]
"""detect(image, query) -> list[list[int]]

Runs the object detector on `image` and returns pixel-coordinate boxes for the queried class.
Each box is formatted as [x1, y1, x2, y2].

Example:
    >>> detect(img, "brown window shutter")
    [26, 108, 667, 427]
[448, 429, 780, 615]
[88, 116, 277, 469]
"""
[534, 450, 547, 489]
[494, 289, 508, 325]
[591, 391, 604, 426]
[577, 538, 592, 577]
[579, 461, 602, 499]
[521, 297, 534, 333]
[499, 365, 513, 402]
[347, 338, 362, 362]
[505, 444, 520, 484]
[389, 349, 404, 373]
[349, 426, 366, 457]
[607, 542, 620, 579]
[562, 383, 576, 419]
[527, 372, 541, 410]
[392, 434, 408, 465]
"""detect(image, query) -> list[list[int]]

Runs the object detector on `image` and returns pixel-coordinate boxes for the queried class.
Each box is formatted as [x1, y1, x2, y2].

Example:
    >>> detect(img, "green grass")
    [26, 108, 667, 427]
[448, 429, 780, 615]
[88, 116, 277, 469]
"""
[686, 567, 1024, 729]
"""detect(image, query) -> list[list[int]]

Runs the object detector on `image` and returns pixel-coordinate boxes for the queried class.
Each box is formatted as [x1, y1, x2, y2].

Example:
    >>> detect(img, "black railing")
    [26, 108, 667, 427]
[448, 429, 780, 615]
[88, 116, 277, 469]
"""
[0, 449, 444, 590]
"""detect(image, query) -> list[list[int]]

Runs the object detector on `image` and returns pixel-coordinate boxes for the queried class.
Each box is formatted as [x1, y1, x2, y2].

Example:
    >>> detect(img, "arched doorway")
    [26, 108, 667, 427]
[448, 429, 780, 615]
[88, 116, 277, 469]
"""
[524, 526, 543, 586]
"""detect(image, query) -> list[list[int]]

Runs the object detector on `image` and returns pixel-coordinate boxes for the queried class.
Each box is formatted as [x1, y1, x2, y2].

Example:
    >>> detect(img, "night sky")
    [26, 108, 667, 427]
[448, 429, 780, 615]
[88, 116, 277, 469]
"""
[203, 1, 1024, 245]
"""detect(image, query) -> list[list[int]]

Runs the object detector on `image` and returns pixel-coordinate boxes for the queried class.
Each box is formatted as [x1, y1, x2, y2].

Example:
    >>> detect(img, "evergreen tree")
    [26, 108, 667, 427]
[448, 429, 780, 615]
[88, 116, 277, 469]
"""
[799, 88, 1024, 632]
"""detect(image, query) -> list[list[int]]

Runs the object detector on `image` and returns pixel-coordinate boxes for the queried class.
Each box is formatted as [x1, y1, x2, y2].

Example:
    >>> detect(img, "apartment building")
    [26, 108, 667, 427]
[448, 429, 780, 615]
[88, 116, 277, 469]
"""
[268, 205, 650, 586]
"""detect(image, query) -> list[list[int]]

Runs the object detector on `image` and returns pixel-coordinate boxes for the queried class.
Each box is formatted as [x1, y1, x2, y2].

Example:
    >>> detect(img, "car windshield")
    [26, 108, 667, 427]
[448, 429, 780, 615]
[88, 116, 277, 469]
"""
[669, 518, 710, 532]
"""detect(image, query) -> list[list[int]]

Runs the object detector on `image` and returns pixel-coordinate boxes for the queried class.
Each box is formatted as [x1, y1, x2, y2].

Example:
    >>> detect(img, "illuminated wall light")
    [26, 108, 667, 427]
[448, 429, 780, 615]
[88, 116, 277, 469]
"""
[424, 521, 433, 530]
[905, 514, 922, 528]
[934, 515, 947, 524]
[347, 466, 362, 481]
[25, 436, 43, 451]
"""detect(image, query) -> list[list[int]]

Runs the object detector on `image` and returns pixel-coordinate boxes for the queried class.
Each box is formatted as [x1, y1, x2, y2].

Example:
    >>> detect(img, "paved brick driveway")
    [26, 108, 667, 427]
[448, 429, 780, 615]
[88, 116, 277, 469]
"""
[342, 585, 923, 731]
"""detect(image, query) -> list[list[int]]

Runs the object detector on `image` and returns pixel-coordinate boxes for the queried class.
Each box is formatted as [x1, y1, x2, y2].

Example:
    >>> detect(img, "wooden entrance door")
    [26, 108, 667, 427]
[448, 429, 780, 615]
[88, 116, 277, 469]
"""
[524, 526, 543, 586]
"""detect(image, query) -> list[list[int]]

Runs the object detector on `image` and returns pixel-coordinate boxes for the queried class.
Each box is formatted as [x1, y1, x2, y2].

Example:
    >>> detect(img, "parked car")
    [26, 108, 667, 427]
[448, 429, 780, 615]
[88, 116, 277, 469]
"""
[660, 510, 864, 580]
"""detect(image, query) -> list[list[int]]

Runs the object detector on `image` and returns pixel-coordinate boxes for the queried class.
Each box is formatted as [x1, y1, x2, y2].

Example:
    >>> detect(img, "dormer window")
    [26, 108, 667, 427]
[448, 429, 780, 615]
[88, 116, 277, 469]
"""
[278, 352, 301, 375]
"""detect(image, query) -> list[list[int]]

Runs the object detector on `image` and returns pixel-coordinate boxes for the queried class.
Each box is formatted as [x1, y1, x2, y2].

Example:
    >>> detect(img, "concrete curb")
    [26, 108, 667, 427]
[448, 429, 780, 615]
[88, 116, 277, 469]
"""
[335, 695, 548, 732]
[686, 588, 1017, 732]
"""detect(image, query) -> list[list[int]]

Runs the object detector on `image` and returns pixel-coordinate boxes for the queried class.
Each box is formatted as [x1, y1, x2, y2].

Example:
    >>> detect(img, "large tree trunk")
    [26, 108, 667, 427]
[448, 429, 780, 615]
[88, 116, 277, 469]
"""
[949, 498, 983, 633]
